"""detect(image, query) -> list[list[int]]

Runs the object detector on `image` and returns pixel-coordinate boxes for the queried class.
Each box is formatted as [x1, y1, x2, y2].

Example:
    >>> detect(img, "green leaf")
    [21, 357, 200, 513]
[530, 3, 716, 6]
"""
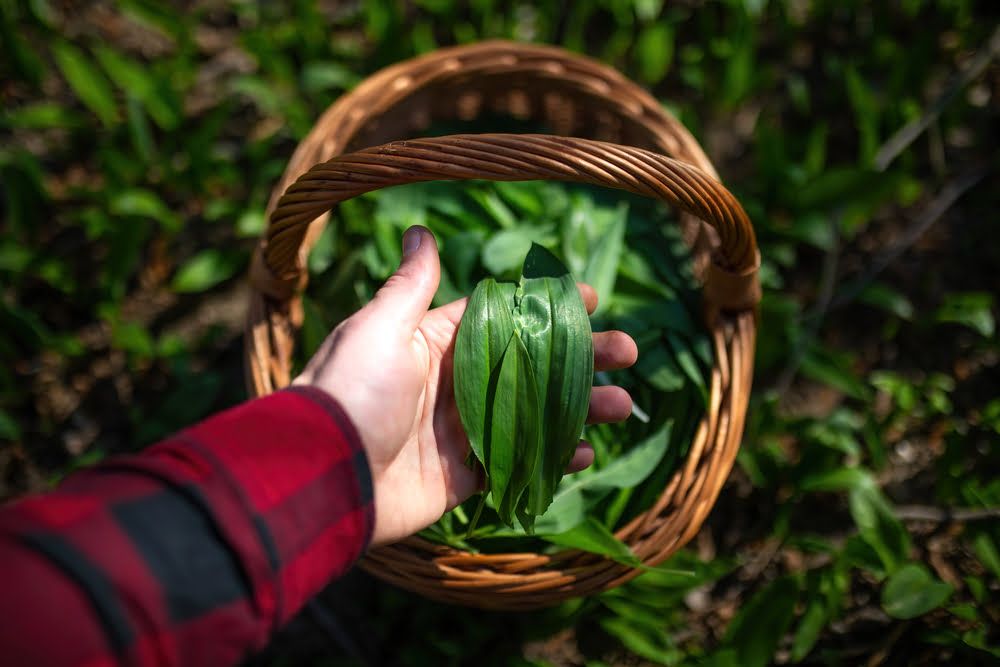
[532, 485, 587, 534]
[301, 61, 360, 93]
[236, 209, 267, 239]
[785, 213, 836, 251]
[791, 593, 828, 662]
[840, 535, 887, 577]
[723, 576, 800, 667]
[373, 183, 428, 229]
[533, 422, 673, 534]
[454, 279, 517, 466]
[859, 283, 914, 320]
[488, 331, 542, 527]
[796, 167, 881, 212]
[110, 189, 180, 233]
[110, 319, 155, 358]
[94, 45, 178, 129]
[171, 249, 242, 293]
[482, 225, 552, 276]
[600, 616, 681, 665]
[935, 292, 995, 337]
[546, 518, 641, 567]
[666, 331, 708, 404]
[849, 484, 911, 573]
[0, 409, 21, 441]
[440, 230, 484, 293]
[493, 181, 552, 218]
[801, 466, 875, 493]
[468, 187, 518, 229]
[563, 421, 673, 494]
[881, 563, 953, 619]
[800, 343, 869, 400]
[2, 102, 82, 129]
[515, 244, 594, 518]
[791, 568, 846, 661]
[635, 340, 685, 391]
[972, 533, 1000, 580]
[635, 23, 674, 83]
[581, 202, 627, 316]
[52, 41, 117, 126]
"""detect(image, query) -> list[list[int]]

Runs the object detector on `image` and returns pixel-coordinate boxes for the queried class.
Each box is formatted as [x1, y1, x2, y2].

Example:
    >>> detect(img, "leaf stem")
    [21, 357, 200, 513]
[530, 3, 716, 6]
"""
[466, 487, 489, 539]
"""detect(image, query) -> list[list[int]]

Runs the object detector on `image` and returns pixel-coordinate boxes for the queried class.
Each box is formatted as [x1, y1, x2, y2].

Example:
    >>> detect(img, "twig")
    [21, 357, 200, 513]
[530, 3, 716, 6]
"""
[741, 536, 783, 580]
[873, 26, 1000, 171]
[864, 621, 908, 667]
[829, 165, 989, 311]
[894, 504, 1000, 523]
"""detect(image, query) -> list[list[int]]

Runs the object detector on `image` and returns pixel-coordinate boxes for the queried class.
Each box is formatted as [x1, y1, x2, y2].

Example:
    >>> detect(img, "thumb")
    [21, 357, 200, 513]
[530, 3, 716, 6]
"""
[367, 226, 440, 332]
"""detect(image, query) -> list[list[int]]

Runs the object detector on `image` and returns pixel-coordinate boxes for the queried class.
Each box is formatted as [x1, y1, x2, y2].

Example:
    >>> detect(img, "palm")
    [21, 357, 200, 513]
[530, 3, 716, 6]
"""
[362, 304, 475, 545]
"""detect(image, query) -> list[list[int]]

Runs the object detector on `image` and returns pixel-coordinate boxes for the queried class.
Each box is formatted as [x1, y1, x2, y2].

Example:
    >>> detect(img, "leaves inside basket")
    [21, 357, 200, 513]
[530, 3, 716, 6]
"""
[302, 180, 713, 559]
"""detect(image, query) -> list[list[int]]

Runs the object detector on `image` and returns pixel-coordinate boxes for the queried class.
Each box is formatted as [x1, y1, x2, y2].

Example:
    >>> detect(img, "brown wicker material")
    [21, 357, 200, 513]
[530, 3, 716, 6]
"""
[244, 41, 759, 610]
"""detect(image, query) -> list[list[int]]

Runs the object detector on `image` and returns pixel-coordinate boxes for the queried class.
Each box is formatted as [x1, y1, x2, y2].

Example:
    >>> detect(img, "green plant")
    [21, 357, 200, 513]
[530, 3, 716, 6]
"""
[455, 244, 593, 531]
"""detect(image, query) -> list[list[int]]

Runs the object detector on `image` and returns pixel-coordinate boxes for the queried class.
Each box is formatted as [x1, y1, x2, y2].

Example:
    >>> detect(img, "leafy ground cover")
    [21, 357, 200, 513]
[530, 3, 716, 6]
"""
[2, 1, 998, 665]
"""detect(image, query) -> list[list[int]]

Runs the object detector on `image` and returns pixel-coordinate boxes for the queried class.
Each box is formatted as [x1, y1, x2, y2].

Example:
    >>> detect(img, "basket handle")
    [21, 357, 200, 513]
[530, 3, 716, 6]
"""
[252, 133, 760, 312]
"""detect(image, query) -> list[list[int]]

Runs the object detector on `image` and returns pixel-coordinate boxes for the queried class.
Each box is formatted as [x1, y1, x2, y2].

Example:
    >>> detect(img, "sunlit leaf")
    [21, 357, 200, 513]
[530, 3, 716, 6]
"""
[849, 484, 911, 574]
[171, 249, 243, 293]
[881, 563, 953, 619]
[111, 189, 180, 233]
[635, 23, 673, 83]
[859, 282, 914, 320]
[935, 292, 995, 337]
[516, 244, 594, 519]
[546, 518, 641, 567]
[52, 41, 117, 126]
[454, 279, 517, 465]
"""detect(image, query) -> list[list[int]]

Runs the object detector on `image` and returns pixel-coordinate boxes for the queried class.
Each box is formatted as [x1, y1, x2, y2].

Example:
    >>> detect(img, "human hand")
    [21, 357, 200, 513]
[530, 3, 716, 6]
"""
[294, 226, 638, 546]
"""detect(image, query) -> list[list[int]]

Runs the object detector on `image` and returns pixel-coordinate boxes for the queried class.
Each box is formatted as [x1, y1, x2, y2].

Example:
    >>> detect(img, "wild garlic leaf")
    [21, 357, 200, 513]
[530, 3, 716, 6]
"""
[516, 243, 594, 518]
[454, 278, 516, 464]
[581, 201, 627, 315]
[488, 331, 542, 527]
[545, 518, 643, 567]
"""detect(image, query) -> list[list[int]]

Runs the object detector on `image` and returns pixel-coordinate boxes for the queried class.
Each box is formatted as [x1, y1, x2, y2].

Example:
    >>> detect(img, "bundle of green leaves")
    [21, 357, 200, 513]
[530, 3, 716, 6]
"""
[454, 244, 594, 533]
[300, 178, 712, 563]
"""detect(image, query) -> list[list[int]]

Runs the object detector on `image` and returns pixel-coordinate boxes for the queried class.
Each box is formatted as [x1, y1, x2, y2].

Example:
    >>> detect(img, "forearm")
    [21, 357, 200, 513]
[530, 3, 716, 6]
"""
[0, 386, 373, 667]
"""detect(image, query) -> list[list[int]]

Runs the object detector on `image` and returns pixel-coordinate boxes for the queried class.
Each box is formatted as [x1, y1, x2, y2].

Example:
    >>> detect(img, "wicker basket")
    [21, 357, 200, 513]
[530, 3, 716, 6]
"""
[244, 41, 760, 610]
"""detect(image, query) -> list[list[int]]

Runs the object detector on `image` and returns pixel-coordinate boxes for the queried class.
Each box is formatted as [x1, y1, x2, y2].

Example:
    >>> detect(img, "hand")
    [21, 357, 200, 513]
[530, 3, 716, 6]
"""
[294, 226, 638, 546]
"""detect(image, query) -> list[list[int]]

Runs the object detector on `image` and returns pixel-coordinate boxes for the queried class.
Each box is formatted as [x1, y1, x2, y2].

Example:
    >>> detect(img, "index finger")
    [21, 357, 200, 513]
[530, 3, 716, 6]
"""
[577, 283, 598, 315]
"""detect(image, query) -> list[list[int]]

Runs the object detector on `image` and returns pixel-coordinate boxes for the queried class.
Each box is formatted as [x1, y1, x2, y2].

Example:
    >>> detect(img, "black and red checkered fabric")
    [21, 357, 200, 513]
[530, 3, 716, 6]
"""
[0, 386, 374, 667]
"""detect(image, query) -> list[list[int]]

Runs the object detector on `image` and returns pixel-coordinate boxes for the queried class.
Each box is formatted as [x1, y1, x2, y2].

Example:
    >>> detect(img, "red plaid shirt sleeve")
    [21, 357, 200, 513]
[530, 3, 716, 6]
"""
[0, 385, 374, 667]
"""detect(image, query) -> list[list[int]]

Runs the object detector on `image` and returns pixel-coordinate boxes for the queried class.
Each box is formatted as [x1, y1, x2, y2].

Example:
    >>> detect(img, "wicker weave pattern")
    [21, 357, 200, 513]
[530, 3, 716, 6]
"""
[244, 41, 758, 609]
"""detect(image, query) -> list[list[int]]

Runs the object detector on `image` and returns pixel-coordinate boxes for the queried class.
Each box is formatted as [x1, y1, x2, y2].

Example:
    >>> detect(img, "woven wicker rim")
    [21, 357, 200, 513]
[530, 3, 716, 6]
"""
[244, 41, 758, 610]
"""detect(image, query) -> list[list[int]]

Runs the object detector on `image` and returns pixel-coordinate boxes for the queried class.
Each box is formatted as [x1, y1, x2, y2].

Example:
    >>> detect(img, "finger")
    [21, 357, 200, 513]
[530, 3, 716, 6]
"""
[577, 282, 598, 315]
[565, 441, 595, 473]
[432, 296, 469, 327]
[367, 226, 440, 333]
[587, 385, 633, 424]
[446, 461, 485, 508]
[594, 330, 639, 371]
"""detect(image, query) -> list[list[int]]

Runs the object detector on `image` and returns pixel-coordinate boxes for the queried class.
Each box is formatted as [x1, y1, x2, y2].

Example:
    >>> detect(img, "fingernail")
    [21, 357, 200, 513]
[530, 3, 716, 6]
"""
[402, 227, 422, 256]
